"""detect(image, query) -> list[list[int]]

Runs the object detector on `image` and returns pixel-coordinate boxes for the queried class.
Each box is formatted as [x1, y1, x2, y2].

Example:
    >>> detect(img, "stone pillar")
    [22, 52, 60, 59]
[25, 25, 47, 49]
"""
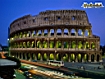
[76, 29, 78, 36]
[48, 29, 50, 37]
[62, 28, 64, 37]
[42, 29, 44, 36]
[89, 41, 91, 50]
[88, 54, 91, 62]
[48, 39, 49, 48]
[94, 54, 97, 62]
[21, 53, 23, 59]
[68, 53, 70, 62]
[54, 29, 57, 37]
[75, 54, 78, 62]
[62, 41, 64, 50]
[82, 54, 84, 62]
[68, 28, 70, 36]
[47, 53, 50, 61]
[76, 40, 78, 50]
[54, 53, 56, 60]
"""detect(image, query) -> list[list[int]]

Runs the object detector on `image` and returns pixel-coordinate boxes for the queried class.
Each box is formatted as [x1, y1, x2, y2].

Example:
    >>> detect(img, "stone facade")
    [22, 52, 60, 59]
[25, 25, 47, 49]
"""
[9, 10, 102, 62]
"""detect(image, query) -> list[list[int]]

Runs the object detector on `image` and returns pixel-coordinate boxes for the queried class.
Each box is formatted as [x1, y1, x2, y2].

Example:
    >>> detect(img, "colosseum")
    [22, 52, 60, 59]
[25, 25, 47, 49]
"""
[9, 10, 102, 62]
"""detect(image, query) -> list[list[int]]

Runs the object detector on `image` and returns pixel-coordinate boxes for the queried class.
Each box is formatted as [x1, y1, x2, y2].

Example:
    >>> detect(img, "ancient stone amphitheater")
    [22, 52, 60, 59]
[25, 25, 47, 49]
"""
[9, 10, 102, 62]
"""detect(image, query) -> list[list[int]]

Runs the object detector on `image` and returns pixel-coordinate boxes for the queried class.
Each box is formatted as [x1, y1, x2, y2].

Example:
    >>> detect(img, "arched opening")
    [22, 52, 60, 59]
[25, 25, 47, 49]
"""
[43, 41, 47, 48]
[27, 41, 30, 48]
[78, 29, 83, 36]
[31, 53, 34, 60]
[44, 29, 48, 36]
[78, 41, 83, 49]
[50, 41, 54, 48]
[32, 41, 35, 48]
[38, 53, 41, 60]
[57, 29, 62, 36]
[77, 54, 82, 62]
[97, 55, 100, 62]
[27, 53, 30, 60]
[71, 41, 76, 49]
[43, 53, 47, 61]
[91, 42, 95, 49]
[50, 29, 54, 36]
[56, 53, 61, 61]
[84, 42, 89, 49]
[71, 29, 76, 36]
[64, 42, 69, 48]
[37, 30, 42, 36]
[32, 30, 36, 37]
[23, 42, 26, 48]
[37, 41, 42, 48]
[23, 53, 25, 59]
[70, 54, 75, 62]
[64, 28, 68, 36]
[84, 54, 88, 62]
[19, 53, 21, 59]
[49, 53, 54, 60]
[91, 54, 94, 62]
[63, 54, 68, 62]
[56, 41, 61, 48]
[84, 29, 89, 36]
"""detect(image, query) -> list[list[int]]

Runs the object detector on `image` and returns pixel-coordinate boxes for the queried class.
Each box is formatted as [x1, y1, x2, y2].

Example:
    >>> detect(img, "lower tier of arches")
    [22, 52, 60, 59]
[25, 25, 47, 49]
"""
[10, 51, 102, 62]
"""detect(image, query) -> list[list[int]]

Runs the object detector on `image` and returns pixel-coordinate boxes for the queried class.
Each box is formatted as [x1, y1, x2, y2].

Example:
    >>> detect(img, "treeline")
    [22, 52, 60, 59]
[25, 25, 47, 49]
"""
[100, 45, 105, 56]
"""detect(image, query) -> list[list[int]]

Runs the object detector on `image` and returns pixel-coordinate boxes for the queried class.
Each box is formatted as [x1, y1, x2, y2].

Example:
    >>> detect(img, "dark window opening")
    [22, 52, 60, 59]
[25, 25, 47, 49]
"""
[57, 17, 61, 20]
[72, 16, 75, 20]
[24, 21, 26, 24]
[18, 24, 19, 26]
[44, 17, 48, 21]
[33, 19, 35, 22]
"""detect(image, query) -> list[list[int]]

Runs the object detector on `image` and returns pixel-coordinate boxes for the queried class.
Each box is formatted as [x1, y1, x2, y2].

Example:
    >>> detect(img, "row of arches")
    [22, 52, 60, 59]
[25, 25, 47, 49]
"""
[11, 52, 101, 62]
[10, 28, 91, 41]
[10, 40, 96, 50]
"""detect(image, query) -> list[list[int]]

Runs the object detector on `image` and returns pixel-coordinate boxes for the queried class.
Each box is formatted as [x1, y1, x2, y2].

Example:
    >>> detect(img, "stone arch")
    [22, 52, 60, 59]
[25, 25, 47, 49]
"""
[27, 53, 30, 60]
[50, 29, 54, 36]
[44, 29, 48, 36]
[77, 54, 82, 62]
[43, 41, 47, 48]
[84, 29, 89, 36]
[49, 41, 54, 48]
[56, 41, 62, 48]
[97, 54, 100, 62]
[78, 41, 83, 49]
[78, 29, 83, 36]
[43, 53, 47, 61]
[23, 53, 25, 59]
[57, 29, 62, 35]
[91, 42, 95, 49]
[91, 54, 95, 62]
[70, 54, 75, 62]
[64, 41, 69, 48]
[38, 53, 42, 60]
[31, 53, 34, 60]
[56, 53, 61, 61]
[63, 53, 68, 62]
[84, 54, 88, 62]
[37, 30, 42, 36]
[84, 42, 89, 49]
[64, 28, 69, 35]
[49, 53, 54, 60]
[37, 40, 42, 48]
[71, 29, 76, 36]
[71, 41, 76, 48]
[19, 53, 21, 59]
[32, 30, 36, 36]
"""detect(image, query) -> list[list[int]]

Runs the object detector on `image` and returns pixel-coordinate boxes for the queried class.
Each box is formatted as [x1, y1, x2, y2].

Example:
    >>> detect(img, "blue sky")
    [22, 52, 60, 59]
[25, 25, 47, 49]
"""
[0, 0, 105, 46]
